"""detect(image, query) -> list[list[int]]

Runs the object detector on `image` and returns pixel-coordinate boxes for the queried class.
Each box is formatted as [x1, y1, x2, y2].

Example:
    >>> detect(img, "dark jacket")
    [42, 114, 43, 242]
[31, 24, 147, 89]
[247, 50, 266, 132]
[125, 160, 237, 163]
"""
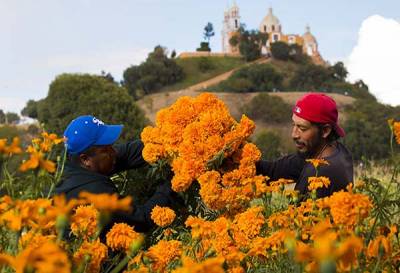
[55, 140, 175, 233]
[256, 142, 353, 199]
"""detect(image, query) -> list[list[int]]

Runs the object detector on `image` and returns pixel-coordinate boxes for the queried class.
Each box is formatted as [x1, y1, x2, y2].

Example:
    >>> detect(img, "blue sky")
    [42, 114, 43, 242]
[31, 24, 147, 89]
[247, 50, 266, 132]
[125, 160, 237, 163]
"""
[1, 0, 400, 113]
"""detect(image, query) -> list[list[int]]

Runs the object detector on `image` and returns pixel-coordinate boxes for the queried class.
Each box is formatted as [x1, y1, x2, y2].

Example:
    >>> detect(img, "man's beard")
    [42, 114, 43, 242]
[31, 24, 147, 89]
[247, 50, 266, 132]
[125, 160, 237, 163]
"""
[294, 137, 324, 159]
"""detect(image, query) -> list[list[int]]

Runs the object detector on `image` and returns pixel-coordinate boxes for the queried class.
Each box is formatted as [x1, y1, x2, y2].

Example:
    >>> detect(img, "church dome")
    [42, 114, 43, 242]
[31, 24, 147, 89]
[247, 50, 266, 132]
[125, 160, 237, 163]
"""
[303, 25, 317, 44]
[260, 8, 281, 33]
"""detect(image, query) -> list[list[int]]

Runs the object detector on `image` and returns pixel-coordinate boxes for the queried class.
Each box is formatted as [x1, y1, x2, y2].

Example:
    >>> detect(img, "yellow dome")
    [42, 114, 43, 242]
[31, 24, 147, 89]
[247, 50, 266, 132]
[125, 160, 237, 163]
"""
[260, 8, 281, 33]
[303, 25, 317, 44]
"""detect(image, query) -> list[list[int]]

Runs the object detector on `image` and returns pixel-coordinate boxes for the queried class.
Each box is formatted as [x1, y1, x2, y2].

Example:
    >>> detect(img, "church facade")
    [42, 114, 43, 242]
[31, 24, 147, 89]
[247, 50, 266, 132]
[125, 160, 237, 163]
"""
[222, 5, 325, 65]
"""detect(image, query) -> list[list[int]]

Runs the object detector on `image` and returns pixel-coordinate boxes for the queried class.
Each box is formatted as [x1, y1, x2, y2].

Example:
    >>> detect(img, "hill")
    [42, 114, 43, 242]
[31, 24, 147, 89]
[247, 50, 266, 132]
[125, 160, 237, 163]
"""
[159, 56, 246, 92]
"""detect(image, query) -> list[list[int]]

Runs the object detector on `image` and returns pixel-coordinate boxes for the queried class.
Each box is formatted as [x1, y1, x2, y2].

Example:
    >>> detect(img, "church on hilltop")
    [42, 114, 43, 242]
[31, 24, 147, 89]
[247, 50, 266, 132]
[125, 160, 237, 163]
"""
[221, 3, 325, 65]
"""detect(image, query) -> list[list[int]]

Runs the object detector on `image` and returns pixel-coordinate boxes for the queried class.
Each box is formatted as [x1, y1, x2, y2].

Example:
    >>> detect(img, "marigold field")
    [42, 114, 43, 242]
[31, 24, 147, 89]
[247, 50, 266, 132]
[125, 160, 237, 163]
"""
[0, 93, 399, 273]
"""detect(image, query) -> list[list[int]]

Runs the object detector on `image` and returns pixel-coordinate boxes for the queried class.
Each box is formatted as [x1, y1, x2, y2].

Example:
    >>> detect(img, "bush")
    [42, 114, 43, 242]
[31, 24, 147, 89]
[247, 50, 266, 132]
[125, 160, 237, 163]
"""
[289, 63, 332, 91]
[343, 99, 400, 160]
[254, 130, 283, 159]
[198, 57, 215, 72]
[271, 41, 290, 61]
[215, 64, 283, 92]
[196, 42, 211, 52]
[242, 93, 292, 123]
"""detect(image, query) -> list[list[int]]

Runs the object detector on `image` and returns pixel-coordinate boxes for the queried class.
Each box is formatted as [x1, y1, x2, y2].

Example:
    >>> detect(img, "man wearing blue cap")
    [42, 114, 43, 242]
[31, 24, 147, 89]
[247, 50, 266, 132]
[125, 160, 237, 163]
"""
[55, 115, 177, 233]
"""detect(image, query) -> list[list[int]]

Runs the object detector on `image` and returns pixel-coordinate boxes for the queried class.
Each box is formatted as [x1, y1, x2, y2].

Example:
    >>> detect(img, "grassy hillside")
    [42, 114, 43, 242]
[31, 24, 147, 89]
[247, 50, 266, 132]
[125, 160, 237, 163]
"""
[160, 56, 246, 92]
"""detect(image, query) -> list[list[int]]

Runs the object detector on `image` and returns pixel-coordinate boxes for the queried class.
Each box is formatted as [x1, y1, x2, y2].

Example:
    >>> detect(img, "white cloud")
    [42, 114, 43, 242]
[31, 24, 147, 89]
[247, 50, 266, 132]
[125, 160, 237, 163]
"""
[347, 15, 400, 106]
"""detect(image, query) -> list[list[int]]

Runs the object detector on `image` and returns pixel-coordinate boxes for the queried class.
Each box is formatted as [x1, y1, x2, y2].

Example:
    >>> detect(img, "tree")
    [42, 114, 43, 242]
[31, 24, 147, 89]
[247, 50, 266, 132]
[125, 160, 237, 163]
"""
[231, 26, 268, 62]
[229, 34, 239, 47]
[288, 44, 307, 63]
[270, 41, 290, 61]
[196, 42, 211, 52]
[0, 110, 5, 124]
[289, 63, 332, 91]
[21, 100, 39, 119]
[329, 62, 348, 81]
[203, 22, 215, 43]
[242, 93, 292, 123]
[26, 74, 147, 140]
[5, 112, 20, 124]
[170, 50, 177, 59]
[343, 99, 395, 160]
[100, 71, 115, 83]
[122, 45, 184, 98]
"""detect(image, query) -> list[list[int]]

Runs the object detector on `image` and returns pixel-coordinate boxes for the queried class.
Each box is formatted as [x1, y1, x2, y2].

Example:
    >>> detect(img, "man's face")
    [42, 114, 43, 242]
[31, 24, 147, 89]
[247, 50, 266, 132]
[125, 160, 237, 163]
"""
[291, 114, 323, 157]
[81, 145, 117, 175]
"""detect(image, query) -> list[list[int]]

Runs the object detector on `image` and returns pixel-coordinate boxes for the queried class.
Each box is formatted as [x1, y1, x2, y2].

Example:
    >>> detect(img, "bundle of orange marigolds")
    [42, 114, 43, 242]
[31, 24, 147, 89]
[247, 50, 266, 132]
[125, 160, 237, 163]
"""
[141, 93, 268, 211]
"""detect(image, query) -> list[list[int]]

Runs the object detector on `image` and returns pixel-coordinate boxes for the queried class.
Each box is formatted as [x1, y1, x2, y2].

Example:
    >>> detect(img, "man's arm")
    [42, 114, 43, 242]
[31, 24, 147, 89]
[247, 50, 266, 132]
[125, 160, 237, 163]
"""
[112, 140, 148, 173]
[103, 182, 175, 233]
[256, 153, 306, 182]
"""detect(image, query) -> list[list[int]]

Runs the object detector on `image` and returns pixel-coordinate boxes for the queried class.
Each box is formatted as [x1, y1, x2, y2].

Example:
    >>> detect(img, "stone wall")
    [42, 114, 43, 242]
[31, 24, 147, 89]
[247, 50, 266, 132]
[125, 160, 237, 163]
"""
[178, 52, 241, 59]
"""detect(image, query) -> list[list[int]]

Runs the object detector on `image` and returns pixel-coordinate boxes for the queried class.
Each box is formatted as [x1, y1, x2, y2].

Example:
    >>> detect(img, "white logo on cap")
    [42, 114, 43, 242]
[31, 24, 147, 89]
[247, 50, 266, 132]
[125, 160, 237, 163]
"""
[92, 117, 104, 126]
[294, 106, 301, 114]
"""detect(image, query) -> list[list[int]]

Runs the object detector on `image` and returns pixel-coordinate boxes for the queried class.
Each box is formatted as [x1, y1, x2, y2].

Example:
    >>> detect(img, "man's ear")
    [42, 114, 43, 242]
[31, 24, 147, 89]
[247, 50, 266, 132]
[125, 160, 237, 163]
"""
[321, 124, 333, 139]
[79, 153, 91, 168]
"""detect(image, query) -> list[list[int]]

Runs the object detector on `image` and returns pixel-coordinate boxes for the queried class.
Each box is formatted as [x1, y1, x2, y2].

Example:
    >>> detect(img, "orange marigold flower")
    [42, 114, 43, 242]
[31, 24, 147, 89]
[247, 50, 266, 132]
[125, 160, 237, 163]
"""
[294, 241, 313, 262]
[0, 138, 7, 153]
[150, 206, 176, 227]
[228, 266, 245, 273]
[313, 231, 338, 261]
[146, 240, 182, 272]
[0, 195, 13, 213]
[240, 143, 261, 164]
[46, 194, 78, 222]
[1, 242, 71, 273]
[71, 205, 98, 239]
[73, 239, 108, 273]
[270, 178, 295, 187]
[393, 121, 400, 144]
[335, 234, 363, 271]
[367, 235, 392, 258]
[3, 137, 23, 155]
[184, 216, 213, 239]
[172, 256, 225, 273]
[106, 223, 143, 252]
[198, 171, 224, 210]
[40, 132, 64, 152]
[307, 176, 331, 191]
[171, 172, 193, 192]
[326, 190, 372, 227]
[142, 143, 165, 164]
[232, 206, 265, 248]
[19, 145, 56, 173]
[306, 158, 329, 169]
[19, 231, 56, 249]
[248, 230, 287, 257]
[0, 209, 22, 231]
[79, 192, 132, 213]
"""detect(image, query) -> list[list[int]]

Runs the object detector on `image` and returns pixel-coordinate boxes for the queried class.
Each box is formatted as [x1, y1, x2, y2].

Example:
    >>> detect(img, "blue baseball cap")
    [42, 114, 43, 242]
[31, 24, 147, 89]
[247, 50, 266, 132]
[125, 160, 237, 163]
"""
[64, 115, 123, 154]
